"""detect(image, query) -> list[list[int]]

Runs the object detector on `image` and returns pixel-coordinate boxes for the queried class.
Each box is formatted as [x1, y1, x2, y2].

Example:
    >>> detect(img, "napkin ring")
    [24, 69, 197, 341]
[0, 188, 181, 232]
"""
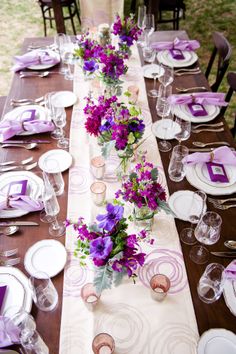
[191, 94, 196, 103]
[210, 151, 214, 162]
[6, 195, 11, 209]
[21, 121, 27, 131]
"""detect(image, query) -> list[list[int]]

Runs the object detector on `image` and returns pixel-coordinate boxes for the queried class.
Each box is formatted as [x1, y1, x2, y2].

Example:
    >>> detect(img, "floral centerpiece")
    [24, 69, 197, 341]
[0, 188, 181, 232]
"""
[112, 14, 142, 55]
[84, 95, 145, 172]
[66, 203, 153, 293]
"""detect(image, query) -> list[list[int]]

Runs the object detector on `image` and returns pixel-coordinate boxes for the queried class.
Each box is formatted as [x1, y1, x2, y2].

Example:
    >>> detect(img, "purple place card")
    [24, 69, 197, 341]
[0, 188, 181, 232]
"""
[7, 179, 28, 196]
[206, 162, 229, 183]
[0, 285, 7, 312]
[169, 49, 185, 60]
[187, 102, 208, 117]
[20, 109, 37, 122]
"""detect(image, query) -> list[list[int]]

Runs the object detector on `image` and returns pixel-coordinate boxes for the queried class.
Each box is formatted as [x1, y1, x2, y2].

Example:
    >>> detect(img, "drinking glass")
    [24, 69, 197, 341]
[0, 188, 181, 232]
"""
[143, 46, 156, 63]
[29, 271, 58, 312]
[159, 64, 174, 88]
[142, 14, 155, 47]
[156, 85, 173, 152]
[180, 190, 207, 245]
[55, 33, 74, 78]
[54, 33, 68, 74]
[45, 92, 63, 140]
[174, 116, 191, 145]
[168, 145, 189, 182]
[81, 283, 101, 311]
[137, 5, 147, 47]
[197, 263, 225, 303]
[43, 159, 64, 196]
[190, 211, 222, 264]
[150, 274, 171, 301]
[92, 333, 115, 354]
[53, 106, 69, 149]
[148, 68, 161, 98]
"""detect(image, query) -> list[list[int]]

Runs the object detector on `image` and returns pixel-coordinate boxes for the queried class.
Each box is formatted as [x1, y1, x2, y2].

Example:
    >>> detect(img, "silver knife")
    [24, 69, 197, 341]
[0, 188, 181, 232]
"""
[0, 221, 39, 226]
[189, 147, 235, 152]
[0, 140, 51, 144]
[211, 251, 236, 258]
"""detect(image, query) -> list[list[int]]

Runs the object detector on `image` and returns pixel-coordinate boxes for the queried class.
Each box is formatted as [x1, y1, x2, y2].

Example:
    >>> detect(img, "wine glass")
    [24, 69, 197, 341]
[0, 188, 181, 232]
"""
[45, 92, 63, 140]
[142, 14, 155, 47]
[54, 33, 67, 74]
[156, 85, 173, 152]
[137, 5, 147, 47]
[148, 69, 161, 98]
[180, 190, 207, 245]
[174, 116, 191, 145]
[53, 106, 69, 149]
[197, 263, 225, 304]
[190, 211, 222, 264]
[159, 64, 174, 88]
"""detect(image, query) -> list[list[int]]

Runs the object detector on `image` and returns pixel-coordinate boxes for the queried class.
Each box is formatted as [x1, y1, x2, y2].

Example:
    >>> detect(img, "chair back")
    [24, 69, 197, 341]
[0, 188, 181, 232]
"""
[220, 72, 236, 136]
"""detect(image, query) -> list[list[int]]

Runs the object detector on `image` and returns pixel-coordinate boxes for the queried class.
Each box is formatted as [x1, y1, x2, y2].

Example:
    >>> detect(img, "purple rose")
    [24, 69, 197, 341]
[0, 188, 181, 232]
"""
[90, 236, 113, 260]
[96, 203, 124, 231]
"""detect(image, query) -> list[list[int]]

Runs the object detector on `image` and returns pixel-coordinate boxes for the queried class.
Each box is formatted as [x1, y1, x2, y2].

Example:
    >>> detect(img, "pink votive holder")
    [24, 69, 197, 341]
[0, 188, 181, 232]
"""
[127, 85, 139, 104]
[150, 274, 171, 301]
[91, 156, 105, 180]
[92, 333, 115, 354]
[90, 181, 106, 206]
[81, 283, 100, 311]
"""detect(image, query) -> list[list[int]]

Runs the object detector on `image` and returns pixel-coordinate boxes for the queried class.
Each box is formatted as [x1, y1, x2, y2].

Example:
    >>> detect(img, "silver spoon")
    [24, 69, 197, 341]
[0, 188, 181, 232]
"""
[1, 143, 37, 150]
[20, 71, 50, 78]
[0, 226, 19, 236]
[192, 141, 231, 147]
[175, 86, 207, 92]
[224, 240, 236, 250]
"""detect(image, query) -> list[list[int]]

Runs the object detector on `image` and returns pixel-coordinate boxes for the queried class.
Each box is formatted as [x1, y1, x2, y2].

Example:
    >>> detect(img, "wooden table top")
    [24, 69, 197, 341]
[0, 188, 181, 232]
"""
[1, 32, 235, 353]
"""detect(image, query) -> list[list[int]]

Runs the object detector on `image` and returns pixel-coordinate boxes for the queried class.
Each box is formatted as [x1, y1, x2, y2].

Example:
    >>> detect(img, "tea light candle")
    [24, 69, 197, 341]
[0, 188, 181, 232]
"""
[92, 333, 115, 354]
[81, 283, 100, 311]
[90, 181, 106, 206]
[91, 156, 105, 180]
[150, 274, 171, 301]
[98, 346, 112, 354]
[127, 85, 139, 103]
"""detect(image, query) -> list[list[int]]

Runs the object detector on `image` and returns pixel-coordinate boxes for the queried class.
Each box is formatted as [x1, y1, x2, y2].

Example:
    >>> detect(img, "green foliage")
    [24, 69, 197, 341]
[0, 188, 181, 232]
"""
[93, 265, 113, 294]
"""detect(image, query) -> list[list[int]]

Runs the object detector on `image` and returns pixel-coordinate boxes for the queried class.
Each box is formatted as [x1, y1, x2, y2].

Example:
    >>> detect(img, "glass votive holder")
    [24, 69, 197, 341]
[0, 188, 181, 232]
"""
[81, 283, 100, 311]
[150, 274, 171, 301]
[127, 85, 139, 104]
[92, 333, 115, 354]
[90, 181, 106, 206]
[91, 156, 106, 180]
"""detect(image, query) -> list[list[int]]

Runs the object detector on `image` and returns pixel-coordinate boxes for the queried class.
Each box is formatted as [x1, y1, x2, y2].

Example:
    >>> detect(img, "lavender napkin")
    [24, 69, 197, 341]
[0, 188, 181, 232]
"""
[169, 48, 185, 60]
[0, 316, 20, 348]
[12, 50, 60, 72]
[0, 193, 43, 212]
[168, 92, 228, 107]
[151, 37, 200, 51]
[0, 286, 7, 312]
[224, 260, 236, 280]
[182, 146, 236, 166]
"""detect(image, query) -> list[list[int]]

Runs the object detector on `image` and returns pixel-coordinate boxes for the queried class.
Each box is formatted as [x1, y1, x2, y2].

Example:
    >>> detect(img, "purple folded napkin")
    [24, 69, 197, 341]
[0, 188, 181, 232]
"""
[168, 92, 228, 107]
[151, 37, 200, 51]
[206, 162, 229, 183]
[224, 260, 236, 280]
[0, 316, 20, 348]
[0, 286, 7, 312]
[12, 50, 60, 72]
[182, 146, 236, 166]
[169, 48, 185, 60]
[187, 102, 208, 117]
[0, 192, 43, 212]
[0, 119, 55, 142]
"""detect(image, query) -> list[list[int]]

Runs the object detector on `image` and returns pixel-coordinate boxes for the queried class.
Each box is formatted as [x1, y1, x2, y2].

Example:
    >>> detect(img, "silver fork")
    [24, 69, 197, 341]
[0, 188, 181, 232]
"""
[193, 122, 224, 130]
[0, 257, 21, 266]
[191, 128, 224, 134]
[174, 71, 202, 77]
[213, 204, 236, 210]
[0, 248, 18, 257]
[0, 156, 33, 167]
[208, 197, 236, 205]
[175, 86, 207, 92]
[0, 161, 37, 172]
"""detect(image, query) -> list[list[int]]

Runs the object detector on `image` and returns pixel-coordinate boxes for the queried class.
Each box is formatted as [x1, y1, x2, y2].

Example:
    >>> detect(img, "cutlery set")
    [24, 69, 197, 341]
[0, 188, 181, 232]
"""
[10, 95, 45, 106]
[0, 247, 20, 266]
[0, 156, 37, 172]
[1, 142, 38, 150]
[174, 68, 201, 77]
[208, 197, 236, 210]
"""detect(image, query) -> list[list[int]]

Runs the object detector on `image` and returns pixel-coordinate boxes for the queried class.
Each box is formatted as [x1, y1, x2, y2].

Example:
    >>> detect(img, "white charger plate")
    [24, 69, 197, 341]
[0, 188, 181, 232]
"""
[2, 105, 49, 136]
[0, 267, 32, 322]
[38, 149, 73, 172]
[142, 64, 165, 79]
[223, 278, 236, 317]
[151, 120, 181, 140]
[0, 171, 43, 218]
[24, 239, 67, 278]
[157, 50, 198, 68]
[51, 91, 77, 108]
[168, 190, 207, 222]
[172, 103, 220, 123]
[197, 328, 236, 354]
[27, 49, 60, 70]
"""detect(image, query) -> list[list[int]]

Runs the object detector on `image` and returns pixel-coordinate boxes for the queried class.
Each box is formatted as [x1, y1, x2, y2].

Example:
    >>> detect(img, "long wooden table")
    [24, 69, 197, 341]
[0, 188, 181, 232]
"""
[1, 31, 235, 353]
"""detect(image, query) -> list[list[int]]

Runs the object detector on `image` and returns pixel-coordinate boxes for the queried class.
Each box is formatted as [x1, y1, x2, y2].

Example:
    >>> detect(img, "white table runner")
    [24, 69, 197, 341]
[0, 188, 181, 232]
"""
[59, 45, 199, 354]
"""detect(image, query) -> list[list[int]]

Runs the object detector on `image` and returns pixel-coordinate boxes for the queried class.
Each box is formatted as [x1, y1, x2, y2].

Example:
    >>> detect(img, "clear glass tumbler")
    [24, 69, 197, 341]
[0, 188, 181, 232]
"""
[197, 263, 225, 303]
[168, 145, 189, 182]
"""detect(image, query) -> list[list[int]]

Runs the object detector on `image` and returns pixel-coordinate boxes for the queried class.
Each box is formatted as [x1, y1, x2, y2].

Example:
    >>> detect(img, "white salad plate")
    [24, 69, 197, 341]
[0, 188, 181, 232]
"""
[27, 49, 60, 70]
[51, 91, 77, 108]
[186, 163, 236, 195]
[172, 102, 220, 123]
[2, 105, 49, 136]
[38, 149, 73, 172]
[152, 120, 181, 140]
[0, 267, 32, 322]
[156, 49, 198, 68]
[168, 190, 207, 222]
[0, 171, 43, 218]
[223, 277, 236, 317]
[197, 328, 236, 354]
[142, 64, 165, 79]
[24, 239, 67, 278]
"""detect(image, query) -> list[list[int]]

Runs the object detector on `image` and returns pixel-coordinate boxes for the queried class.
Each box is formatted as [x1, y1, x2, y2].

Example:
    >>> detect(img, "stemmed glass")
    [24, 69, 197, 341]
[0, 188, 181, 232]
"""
[190, 211, 222, 264]
[159, 64, 174, 89]
[156, 85, 173, 152]
[142, 14, 155, 47]
[53, 106, 69, 149]
[174, 116, 191, 145]
[54, 33, 74, 79]
[45, 92, 63, 140]
[180, 190, 207, 245]
[137, 5, 147, 47]
[54, 33, 67, 74]
[148, 70, 161, 98]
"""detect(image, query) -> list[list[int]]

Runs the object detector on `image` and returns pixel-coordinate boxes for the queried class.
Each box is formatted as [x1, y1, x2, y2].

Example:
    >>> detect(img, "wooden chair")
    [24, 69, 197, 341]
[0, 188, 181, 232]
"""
[38, 0, 81, 36]
[205, 32, 232, 92]
[220, 72, 236, 137]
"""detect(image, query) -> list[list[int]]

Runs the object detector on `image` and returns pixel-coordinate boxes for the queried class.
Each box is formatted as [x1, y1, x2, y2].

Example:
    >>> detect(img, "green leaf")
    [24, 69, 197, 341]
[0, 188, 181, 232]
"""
[93, 265, 113, 294]
[124, 90, 131, 97]
[129, 172, 138, 180]
[101, 141, 115, 159]
[158, 200, 175, 215]
[113, 270, 125, 287]
[128, 132, 135, 144]
[151, 167, 158, 181]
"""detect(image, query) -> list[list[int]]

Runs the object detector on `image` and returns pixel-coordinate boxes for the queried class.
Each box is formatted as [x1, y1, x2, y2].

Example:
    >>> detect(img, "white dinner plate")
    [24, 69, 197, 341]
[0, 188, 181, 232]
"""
[195, 163, 236, 188]
[156, 50, 198, 68]
[172, 103, 220, 123]
[0, 171, 43, 218]
[51, 91, 77, 108]
[38, 149, 73, 172]
[142, 64, 165, 79]
[223, 277, 236, 317]
[186, 163, 236, 195]
[168, 190, 207, 222]
[197, 328, 236, 354]
[2, 105, 49, 136]
[0, 267, 32, 322]
[151, 120, 181, 140]
[27, 49, 60, 70]
[24, 239, 67, 278]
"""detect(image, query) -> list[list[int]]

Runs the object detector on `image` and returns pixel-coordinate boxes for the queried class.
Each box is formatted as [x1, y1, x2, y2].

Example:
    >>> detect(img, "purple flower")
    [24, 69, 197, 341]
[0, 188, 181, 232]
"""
[90, 236, 113, 260]
[96, 203, 124, 231]
[83, 60, 98, 73]
[112, 124, 128, 150]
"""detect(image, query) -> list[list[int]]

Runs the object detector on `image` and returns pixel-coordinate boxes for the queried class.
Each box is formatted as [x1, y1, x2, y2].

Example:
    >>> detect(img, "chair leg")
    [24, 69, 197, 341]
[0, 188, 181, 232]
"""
[49, 8, 53, 29]
[74, 0, 81, 24]
[41, 7, 47, 37]
[68, 5, 77, 35]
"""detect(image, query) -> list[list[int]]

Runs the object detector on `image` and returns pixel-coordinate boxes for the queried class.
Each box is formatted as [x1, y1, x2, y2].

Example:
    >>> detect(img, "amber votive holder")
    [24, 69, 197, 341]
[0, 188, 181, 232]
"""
[81, 283, 100, 311]
[92, 333, 115, 354]
[150, 274, 171, 301]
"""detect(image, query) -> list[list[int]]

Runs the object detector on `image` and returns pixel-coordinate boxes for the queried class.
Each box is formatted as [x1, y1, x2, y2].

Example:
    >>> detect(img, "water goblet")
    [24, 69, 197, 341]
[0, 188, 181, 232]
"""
[148, 71, 160, 98]
[142, 14, 155, 47]
[197, 263, 225, 303]
[53, 106, 69, 150]
[158, 110, 174, 152]
[43, 159, 64, 196]
[143, 46, 156, 63]
[190, 211, 222, 264]
[168, 145, 189, 182]
[159, 64, 174, 88]
[174, 115, 191, 145]
[180, 190, 207, 245]
[45, 92, 63, 140]
[137, 5, 147, 47]
[54, 33, 68, 75]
